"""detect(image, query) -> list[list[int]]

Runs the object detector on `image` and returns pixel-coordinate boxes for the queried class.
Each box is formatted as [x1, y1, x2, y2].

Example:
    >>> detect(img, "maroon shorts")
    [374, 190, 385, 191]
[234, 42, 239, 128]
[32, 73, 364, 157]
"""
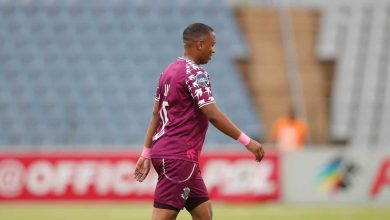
[151, 158, 209, 211]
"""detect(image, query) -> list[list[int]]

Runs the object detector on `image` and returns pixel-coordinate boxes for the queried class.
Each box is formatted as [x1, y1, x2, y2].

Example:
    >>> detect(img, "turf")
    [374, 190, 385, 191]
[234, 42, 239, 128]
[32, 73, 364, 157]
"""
[0, 202, 389, 220]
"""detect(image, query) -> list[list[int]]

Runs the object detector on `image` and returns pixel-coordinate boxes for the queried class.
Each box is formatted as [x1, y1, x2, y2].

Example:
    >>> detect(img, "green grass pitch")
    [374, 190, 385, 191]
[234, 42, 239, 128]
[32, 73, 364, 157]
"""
[0, 202, 389, 220]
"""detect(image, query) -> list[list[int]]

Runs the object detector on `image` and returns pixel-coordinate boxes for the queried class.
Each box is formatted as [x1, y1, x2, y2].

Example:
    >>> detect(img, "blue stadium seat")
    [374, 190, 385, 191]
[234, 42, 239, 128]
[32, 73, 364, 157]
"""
[0, 0, 260, 147]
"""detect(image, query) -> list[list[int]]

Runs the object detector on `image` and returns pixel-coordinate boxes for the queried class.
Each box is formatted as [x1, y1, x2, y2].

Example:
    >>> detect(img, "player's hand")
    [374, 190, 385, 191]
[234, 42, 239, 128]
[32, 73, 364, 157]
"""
[245, 139, 264, 162]
[133, 156, 151, 182]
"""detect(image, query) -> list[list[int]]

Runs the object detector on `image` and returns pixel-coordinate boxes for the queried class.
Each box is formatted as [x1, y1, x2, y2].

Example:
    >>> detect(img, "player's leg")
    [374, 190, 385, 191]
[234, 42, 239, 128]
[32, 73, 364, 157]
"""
[185, 170, 212, 220]
[187, 199, 212, 220]
[151, 158, 195, 220]
[152, 207, 179, 220]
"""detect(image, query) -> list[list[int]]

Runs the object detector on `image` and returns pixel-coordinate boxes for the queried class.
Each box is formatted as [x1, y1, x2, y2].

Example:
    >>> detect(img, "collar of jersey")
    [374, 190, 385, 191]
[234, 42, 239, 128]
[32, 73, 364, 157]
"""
[178, 57, 199, 67]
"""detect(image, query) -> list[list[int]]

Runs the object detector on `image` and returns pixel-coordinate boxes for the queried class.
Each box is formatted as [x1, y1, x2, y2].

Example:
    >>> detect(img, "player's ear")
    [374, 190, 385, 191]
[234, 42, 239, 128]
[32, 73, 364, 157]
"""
[196, 40, 203, 51]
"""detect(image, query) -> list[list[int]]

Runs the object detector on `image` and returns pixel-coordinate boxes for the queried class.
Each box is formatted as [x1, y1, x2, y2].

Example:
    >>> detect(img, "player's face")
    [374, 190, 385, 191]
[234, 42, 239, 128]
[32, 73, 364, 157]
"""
[199, 32, 216, 65]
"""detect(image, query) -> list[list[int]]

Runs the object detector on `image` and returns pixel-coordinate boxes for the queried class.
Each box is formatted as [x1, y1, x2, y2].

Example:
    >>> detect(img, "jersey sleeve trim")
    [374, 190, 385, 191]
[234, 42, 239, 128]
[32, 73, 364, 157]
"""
[199, 100, 216, 109]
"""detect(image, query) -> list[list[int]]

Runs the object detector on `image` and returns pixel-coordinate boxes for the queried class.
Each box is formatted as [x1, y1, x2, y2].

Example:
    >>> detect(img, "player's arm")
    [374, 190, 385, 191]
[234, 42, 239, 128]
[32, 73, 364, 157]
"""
[143, 100, 160, 148]
[134, 100, 160, 182]
[201, 103, 264, 162]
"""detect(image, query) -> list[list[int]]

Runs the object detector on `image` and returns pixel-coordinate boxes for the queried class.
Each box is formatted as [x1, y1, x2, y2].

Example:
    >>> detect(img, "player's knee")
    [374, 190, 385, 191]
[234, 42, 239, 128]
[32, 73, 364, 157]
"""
[152, 207, 179, 220]
[208, 206, 213, 219]
[209, 208, 213, 220]
[192, 213, 212, 220]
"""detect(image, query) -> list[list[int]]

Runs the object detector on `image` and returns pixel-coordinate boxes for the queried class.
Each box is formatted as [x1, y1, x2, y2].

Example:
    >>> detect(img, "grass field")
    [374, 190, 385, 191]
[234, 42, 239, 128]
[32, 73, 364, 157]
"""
[1, 202, 389, 220]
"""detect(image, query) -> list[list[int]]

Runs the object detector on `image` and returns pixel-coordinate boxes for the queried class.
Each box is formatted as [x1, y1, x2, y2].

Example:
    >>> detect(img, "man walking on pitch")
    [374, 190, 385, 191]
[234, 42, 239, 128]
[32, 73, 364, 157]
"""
[133, 23, 264, 220]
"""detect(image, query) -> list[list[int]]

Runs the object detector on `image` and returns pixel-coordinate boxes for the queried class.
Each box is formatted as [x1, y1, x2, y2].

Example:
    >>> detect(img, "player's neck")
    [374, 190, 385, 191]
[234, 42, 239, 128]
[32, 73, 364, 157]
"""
[183, 52, 200, 65]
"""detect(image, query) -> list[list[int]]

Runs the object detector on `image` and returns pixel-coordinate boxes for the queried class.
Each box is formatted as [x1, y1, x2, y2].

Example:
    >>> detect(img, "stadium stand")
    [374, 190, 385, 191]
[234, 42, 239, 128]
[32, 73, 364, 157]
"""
[231, 0, 389, 147]
[235, 7, 331, 144]
[0, 0, 262, 147]
[317, 0, 390, 147]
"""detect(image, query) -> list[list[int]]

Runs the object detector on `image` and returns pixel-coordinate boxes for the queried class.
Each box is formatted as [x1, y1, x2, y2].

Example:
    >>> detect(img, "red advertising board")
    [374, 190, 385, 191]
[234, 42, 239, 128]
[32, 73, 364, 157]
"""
[0, 151, 279, 202]
[200, 152, 280, 202]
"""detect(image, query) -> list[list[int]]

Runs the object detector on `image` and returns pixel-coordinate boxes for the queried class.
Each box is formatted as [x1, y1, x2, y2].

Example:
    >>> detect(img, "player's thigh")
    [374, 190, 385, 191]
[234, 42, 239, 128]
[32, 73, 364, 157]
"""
[152, 158, 198, 210]
[152, 207, 179, 220]
[189, 200, 212, 220]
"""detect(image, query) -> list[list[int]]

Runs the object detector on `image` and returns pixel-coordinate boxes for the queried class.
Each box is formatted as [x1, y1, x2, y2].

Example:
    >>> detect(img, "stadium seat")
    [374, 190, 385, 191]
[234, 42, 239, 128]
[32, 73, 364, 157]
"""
[0, 0, 261, 147]
[317, 0, 390, 147]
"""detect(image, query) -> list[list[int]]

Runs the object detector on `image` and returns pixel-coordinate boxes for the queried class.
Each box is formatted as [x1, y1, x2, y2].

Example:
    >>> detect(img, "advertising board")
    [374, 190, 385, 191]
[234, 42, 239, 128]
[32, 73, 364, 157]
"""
[283, 148, 390, 203]
[0, 150, 280, 202]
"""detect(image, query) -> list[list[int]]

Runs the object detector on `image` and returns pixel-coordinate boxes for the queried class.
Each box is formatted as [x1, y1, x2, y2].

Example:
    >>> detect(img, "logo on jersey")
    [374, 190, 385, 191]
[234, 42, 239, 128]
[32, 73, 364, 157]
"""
[196, 72, 209, 87]
[186, 149, 196, 160]
[181, 187, 190, 200]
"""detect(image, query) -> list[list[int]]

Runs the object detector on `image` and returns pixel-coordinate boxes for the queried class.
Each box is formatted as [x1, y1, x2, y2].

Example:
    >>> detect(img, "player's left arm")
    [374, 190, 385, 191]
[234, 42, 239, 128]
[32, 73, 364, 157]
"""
[201, 103, 240, 139]
[201, 103, 264, 162]
[134, 100, 160, 182]
[187, 69, 264, 162]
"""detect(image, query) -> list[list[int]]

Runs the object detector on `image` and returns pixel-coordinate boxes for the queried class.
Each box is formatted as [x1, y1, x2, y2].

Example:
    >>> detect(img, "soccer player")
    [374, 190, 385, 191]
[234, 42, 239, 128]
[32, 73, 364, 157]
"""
[133, 23, 264, 220]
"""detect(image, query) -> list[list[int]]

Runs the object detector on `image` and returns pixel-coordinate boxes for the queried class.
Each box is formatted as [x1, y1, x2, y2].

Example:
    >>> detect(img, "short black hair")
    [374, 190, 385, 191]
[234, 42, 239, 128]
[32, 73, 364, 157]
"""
[183, 23, 214, 43]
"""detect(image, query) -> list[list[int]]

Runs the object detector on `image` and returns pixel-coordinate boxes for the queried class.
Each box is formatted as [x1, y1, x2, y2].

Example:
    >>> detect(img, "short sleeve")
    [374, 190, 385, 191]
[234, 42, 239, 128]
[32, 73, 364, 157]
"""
[154, 84, 161, 101]
[186, 69, 216, 108]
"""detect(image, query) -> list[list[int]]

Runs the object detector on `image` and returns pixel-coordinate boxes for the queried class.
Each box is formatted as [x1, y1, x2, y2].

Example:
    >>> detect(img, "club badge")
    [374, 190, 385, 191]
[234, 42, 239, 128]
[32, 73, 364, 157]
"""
[196, 72, 209, 87]
[181, 187, 190, 200]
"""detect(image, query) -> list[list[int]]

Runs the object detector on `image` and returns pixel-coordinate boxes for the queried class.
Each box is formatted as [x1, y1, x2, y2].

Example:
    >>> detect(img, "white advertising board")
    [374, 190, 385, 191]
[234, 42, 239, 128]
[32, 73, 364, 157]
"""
[283, 148, 390, 203]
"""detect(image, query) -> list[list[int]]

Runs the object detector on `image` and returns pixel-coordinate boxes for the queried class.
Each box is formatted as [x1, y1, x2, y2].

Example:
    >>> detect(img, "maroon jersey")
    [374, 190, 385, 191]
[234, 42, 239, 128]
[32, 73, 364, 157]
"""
[151, 57, 216, 162]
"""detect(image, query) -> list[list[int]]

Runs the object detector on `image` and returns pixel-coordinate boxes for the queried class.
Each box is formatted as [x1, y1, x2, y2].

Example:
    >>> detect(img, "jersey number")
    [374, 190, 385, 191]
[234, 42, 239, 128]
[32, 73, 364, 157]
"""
[153, 101, 169, 141]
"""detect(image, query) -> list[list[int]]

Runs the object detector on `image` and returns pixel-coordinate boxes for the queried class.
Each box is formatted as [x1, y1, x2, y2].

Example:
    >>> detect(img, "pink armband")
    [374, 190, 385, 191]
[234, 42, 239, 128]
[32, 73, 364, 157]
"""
[141, 146, 151, 159]
[237, 132, 251, 146]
